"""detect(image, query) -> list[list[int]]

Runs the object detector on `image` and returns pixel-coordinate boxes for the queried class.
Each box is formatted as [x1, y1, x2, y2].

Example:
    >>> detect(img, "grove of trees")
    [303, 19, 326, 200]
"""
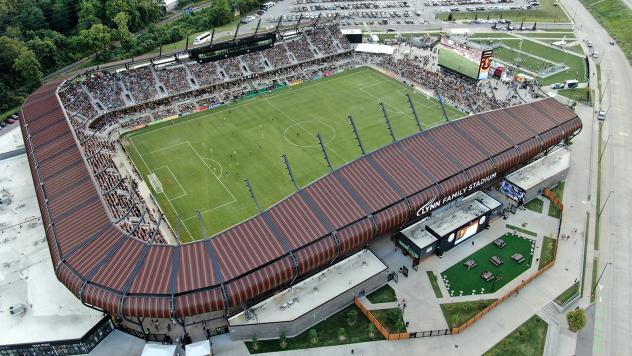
[0, 0, 264, 114]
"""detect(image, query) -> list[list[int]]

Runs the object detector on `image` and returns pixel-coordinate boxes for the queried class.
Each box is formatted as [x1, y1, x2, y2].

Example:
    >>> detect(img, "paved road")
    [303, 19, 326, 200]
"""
[560, 0, 632, 354]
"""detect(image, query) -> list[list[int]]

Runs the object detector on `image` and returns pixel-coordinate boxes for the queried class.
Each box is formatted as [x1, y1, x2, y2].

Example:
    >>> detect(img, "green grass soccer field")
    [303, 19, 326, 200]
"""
[441, 233, 535, 296]
[123, 67, 464, 242]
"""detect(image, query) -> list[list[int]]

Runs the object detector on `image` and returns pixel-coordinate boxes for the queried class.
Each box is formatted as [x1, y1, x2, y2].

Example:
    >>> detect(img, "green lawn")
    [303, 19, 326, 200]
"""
[555, 281, 580, 307]
[580, 0, 632, 65]
[493, 47, 556, 73]
[124, 67, 464, 241]
[438, 0, 569, 23]
[245, 304, 384, 353]
[441, 233, 535, 296]
[558, 88, 593, 104]
[440, 299, 497, 328]
[0, 105, 20, 121]
[538, 236, 557, 270]
[366, 284, 397, 304]
[472, 38, 587, 85]
[371, 308, 407, 333]
[427, 271, 444, 298]
[484, 315, 548, 356]
[547, 181, 565, 218]
[525, 198, 544, 213]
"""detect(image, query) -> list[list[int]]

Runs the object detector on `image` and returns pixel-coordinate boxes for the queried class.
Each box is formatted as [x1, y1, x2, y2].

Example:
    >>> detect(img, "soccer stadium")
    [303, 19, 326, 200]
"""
[11, 18, 583, 354]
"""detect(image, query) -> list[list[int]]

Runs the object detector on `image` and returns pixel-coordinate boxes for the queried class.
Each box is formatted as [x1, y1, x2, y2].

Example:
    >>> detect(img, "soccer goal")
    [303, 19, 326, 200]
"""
[147, 173, 164, 194]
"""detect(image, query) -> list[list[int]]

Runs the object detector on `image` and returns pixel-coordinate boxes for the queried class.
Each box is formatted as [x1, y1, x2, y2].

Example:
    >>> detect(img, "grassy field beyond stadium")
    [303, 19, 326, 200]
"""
[123, 67, 464, 242]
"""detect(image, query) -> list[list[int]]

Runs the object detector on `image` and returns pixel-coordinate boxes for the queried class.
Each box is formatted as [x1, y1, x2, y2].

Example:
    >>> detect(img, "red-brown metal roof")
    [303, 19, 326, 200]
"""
[20, 80, 582, 318]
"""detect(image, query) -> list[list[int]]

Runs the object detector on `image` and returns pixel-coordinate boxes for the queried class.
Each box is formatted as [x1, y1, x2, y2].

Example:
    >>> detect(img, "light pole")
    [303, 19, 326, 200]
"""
[597, 190, 614, 219]
[599, 134, 612, 163]
[591, 262, 612, 297]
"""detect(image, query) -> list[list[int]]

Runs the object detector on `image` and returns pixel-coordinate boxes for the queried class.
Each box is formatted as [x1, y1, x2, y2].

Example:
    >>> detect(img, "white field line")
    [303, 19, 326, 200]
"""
[130, 139, 152, 173]
[186, 141, 237, 202]
[264, 99, 347, 162]
[142, 141, 188, 156]
[131, 67, 375, 139]
[358, 86, 406, 115]
[152, 165, 187, 200]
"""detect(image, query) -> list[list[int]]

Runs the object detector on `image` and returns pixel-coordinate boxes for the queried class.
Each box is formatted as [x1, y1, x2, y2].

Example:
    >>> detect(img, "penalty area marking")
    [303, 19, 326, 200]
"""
[152, 165, 187, 200]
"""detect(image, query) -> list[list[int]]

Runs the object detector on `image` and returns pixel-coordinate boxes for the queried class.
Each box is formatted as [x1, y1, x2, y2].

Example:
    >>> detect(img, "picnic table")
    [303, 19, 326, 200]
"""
[511, 253, 526, 263]
[493, 239, 506, 249]
[490, 255, 504, 267]
[481, 271, 494, 282]
[464, 259, 478, 270]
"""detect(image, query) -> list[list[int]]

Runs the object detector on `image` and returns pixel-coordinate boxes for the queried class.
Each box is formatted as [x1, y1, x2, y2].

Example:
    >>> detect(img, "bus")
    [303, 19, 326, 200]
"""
[194, 32, 211, 45]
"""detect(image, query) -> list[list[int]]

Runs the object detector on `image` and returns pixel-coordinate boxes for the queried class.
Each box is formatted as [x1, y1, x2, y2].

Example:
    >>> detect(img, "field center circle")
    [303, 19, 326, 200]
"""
[283, 121, 336, 148]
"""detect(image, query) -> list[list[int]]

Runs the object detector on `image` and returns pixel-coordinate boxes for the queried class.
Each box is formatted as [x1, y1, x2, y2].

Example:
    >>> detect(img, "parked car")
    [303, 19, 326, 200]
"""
[551, 83, 564, 89]
[4, 118, 15, 124]
[597, 110, 606, 121]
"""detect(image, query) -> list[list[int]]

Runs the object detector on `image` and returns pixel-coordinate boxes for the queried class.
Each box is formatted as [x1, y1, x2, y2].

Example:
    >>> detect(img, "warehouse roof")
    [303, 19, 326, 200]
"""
[20, 79, 581, 319]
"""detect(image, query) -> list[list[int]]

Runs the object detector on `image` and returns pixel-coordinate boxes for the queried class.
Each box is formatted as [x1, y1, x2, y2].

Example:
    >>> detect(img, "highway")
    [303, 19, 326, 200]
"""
[559, 0, 632, 354]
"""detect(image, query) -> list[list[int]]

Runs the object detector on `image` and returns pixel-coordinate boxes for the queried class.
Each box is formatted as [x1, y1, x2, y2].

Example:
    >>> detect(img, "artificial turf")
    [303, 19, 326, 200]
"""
[123, 66, 464, 242]
[441, 233, 535, 296]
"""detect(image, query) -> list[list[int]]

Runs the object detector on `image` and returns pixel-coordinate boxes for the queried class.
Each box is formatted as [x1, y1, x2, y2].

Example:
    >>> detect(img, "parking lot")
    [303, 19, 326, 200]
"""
[257, 0, 538, 30]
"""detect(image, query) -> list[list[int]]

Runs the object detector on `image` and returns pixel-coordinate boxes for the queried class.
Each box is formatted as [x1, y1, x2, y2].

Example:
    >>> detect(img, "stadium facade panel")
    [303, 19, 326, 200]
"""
[20, 77, 581, 319]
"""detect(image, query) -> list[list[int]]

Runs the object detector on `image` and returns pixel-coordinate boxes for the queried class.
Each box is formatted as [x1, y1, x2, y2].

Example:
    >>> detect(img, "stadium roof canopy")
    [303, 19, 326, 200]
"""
[354, 43, 396, 55]
[20, 77, 581, 319]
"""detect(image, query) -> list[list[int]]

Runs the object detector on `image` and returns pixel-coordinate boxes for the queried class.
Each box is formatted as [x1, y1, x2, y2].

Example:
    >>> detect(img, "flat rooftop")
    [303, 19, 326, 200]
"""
[426, 191, 501, 237]
[0, 126, 24, 155]
[401, 222, 437, 250]
[228, 249, 386, 326]
[0, 141, 102, 346]
[506, 147, 570, 190]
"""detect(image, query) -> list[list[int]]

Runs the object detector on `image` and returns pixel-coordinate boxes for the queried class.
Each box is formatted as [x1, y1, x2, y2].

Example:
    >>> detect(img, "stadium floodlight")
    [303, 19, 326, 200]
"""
[196, 209, 209, 239]
[282, 154, 301, 191]
[461, 83, 476, 114]
[348, 115, 366, 155]
[434, 87, 450, 123]
[406, 94, 424, 131]
[317, 132, 334, 172]
[379, 102, 397, 142]
[244, 178, 263, 213]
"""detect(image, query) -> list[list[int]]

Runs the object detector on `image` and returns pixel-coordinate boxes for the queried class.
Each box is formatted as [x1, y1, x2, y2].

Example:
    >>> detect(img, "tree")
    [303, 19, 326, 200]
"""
[447, 13, 454, 21]
[17, 1, 48, 32]
[13, 49, 43, 90]
[113, 11, 132, 45]
[567, 308, 587, 333]
[251, 336, 259, 350]
[308, 329, 318, 344]
[26, 38, 60, 70]
[77, 0, 104, 30]
[79, 23, 112, 53]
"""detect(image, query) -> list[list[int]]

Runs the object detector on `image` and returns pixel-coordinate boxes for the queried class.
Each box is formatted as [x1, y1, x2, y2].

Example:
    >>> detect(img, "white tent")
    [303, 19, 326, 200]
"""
[186, 340, 212, 356]
[141, 343, 176, 356]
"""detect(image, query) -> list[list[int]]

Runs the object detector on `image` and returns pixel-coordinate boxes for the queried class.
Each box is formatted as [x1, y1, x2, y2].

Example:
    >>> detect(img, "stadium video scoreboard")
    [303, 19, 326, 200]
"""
[437, 37, 493, 81]
[189, 32, 276, 63]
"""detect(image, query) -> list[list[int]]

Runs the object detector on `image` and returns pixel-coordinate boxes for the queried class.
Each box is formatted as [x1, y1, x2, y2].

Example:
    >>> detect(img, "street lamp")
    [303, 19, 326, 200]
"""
[591, 262, 612, 297]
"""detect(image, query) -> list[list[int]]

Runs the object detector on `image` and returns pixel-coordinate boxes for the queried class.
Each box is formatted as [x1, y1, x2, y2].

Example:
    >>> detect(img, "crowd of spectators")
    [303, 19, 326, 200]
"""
[119, 66, 159, 104]
[376, 56, 508, 113]
[155, 65, 193, 95]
